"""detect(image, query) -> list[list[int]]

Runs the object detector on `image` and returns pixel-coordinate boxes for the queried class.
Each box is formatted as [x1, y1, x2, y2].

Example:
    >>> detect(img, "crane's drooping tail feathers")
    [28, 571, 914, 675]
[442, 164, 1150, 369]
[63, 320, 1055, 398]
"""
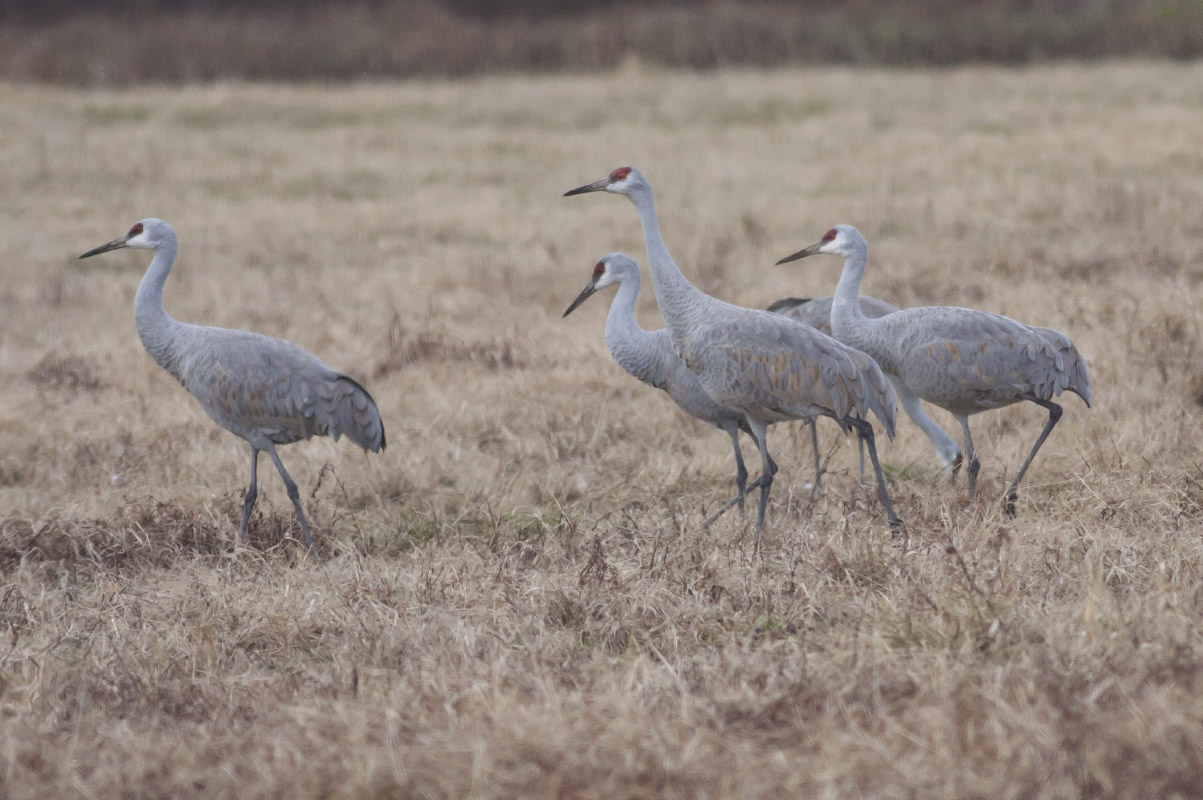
[320, 375, 387, 452]
[850, 350, 897, 439]
[1067, 352, 1092, 407]
[1033, 327, 1092, 407]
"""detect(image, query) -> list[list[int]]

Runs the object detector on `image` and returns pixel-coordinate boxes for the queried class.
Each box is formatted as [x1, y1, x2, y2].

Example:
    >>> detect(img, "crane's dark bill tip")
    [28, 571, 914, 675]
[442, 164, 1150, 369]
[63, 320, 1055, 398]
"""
[562, 284, 596, 317]
[563, 178, 607, 197]
[775, 244, 820, 265]
[79, 238, 128, 259]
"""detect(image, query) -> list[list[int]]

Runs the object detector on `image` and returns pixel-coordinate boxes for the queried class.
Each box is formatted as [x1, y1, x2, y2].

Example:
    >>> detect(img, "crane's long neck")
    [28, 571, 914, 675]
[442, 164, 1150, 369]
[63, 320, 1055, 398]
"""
[133, 238, 187, 381]
[604, 272, 660, 385]
[830, 239, 873, 345]
[604, 271, 642, 349]
[628, 187, 707, 331]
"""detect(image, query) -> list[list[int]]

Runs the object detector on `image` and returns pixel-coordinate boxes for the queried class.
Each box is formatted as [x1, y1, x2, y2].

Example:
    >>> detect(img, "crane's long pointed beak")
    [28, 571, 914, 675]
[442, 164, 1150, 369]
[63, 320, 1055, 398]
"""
[775, 242, 823, 265]
[563, 178, 609, 197]
[79, 235, 130, 259]
[562, 283, 598, 317]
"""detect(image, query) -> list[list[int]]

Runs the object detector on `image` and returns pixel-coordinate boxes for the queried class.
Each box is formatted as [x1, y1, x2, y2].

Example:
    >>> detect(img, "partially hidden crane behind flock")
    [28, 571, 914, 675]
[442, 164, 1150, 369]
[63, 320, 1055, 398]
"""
[768, 295, 964, 478]
[562, 252, 826, 528]
[566, 168, 902, 541]
[80, 219, 386, 556]
[777, 224, 1091, 514]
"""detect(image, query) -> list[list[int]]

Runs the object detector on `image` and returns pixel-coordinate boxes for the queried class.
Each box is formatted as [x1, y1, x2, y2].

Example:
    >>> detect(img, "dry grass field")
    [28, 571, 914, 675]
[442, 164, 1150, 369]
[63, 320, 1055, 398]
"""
[2, 61, 1203, 797]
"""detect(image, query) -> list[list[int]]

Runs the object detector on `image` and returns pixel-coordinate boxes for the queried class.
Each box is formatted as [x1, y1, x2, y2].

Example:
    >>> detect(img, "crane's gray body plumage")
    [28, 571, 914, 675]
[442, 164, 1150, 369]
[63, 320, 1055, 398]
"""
[565, 168, 901, 539]
[147, 323, 384, 453]
[82, 218, 384, 555]
[779, 224, 1090, 512]
[836, 306, 1091, 416]
[680, 297, 896, 432]
[769, 295, 963, 473]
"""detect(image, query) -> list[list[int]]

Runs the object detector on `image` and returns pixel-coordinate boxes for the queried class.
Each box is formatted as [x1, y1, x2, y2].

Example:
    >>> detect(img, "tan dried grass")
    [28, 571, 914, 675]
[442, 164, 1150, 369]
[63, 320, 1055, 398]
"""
[2, 62, 1203, 797]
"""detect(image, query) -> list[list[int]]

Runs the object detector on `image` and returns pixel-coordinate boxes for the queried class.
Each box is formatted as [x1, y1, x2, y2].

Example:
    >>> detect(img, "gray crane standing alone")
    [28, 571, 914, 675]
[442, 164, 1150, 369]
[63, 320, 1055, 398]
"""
[566, 168, 902, 540]
[563, 253, 823, 526]
[80, 219, 386, 556]
[768, 295, 964, 476]
[777, 225, 1091, 513]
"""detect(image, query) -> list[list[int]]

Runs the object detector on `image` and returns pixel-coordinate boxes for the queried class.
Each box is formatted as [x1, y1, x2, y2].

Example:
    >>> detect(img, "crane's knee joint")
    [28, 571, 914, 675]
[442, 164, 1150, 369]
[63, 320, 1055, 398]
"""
[852, 418, 874, 441]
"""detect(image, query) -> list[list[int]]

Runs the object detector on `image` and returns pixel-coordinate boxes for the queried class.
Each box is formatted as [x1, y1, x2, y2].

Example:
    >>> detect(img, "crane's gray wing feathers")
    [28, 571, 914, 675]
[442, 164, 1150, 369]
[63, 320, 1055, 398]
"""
[177, 328, 385, 451]
[765, 297, 812, 315]
[879, 308, 1090, 410]
[694, 308, 896, 436]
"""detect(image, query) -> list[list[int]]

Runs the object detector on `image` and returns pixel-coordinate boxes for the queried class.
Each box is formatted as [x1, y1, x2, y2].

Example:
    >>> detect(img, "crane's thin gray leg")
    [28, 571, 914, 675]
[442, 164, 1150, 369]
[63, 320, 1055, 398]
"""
[1002, 399, 1063, 516]
[809, 421, 824, 497]
[728, 424, 749, 514]
[957, 415, 979, 503]
[856, 433, 866, 486]
[747, 419, 777, 544]
[852, 418, 902, 533]
[234, 446, 260, 553]
[266, 448, 318, 558]
[704, 472, 769, 528]
[704, 428, 769, 528]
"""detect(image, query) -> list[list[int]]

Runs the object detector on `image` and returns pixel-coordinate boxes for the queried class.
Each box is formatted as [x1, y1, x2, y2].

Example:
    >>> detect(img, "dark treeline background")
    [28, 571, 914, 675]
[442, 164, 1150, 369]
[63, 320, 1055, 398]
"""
[3, 0, 1201, 84]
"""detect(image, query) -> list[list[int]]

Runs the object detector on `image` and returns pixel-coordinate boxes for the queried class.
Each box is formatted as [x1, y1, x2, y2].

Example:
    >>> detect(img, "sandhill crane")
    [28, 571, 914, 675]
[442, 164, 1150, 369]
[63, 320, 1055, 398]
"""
[777, 225, 1091, 513]
[79, 219, 386, 556]
[565, 168, 901, 541]
[563, 252, 828, 525]
[769, 295, 963, 475]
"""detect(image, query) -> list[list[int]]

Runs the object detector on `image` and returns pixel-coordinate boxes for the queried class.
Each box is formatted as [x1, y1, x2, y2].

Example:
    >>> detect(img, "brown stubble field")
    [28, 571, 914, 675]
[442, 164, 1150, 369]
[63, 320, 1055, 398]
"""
[2, 61, 1203, 797]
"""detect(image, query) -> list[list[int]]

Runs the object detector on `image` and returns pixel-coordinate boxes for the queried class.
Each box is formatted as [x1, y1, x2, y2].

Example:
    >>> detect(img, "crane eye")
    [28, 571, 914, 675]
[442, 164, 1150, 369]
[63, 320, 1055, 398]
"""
[822, 228, 837, 242]
[128, 222, 144, 237]
[609, 167, 632, 182]
[592, 261, 606, 280]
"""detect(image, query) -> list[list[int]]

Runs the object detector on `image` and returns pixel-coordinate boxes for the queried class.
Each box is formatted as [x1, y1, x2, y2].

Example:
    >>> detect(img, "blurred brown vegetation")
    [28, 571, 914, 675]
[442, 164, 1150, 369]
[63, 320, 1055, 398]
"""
[3, 0, 1203, 85]
[4, 62, 1203, 795]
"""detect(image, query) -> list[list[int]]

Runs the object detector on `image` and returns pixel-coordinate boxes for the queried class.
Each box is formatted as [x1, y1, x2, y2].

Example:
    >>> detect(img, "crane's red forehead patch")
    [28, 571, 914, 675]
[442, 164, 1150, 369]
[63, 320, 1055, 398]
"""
[822, 228, 837, 242]
[128, 222, 144, 237]
[592, 261, 606, 280]
[609, 167, 632, 182]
